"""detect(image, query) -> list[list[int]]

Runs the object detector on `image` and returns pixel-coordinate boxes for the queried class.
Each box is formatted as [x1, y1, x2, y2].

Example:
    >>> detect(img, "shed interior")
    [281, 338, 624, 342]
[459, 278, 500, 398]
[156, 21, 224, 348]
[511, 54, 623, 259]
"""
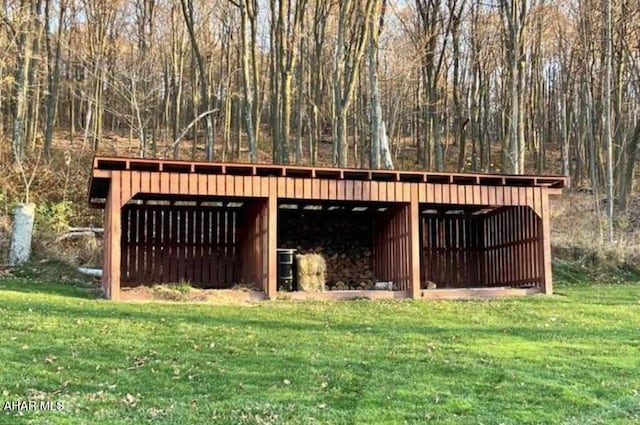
[120, 194, 268, 291]
[420, 204, 542, 290]
[277, 200, 411, 291]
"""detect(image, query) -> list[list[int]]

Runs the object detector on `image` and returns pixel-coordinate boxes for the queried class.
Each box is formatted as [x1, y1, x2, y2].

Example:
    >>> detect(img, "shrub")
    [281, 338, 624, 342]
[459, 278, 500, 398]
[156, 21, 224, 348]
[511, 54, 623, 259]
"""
[36, 201, 74, 235]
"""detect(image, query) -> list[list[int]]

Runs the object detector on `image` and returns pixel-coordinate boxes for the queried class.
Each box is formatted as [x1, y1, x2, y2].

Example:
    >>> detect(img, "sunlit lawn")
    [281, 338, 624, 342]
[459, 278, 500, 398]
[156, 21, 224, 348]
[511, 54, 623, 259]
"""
[1, 278, 639, 424]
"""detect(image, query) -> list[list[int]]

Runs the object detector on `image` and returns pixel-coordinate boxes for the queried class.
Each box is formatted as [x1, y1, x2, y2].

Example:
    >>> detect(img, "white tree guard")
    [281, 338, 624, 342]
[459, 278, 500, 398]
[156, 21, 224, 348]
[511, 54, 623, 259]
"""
[9, 203, 35, 266]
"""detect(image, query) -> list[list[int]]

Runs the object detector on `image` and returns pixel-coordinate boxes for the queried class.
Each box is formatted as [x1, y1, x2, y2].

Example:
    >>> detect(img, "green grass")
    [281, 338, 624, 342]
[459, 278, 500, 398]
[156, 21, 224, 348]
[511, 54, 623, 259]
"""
[0, 278, 639, 424]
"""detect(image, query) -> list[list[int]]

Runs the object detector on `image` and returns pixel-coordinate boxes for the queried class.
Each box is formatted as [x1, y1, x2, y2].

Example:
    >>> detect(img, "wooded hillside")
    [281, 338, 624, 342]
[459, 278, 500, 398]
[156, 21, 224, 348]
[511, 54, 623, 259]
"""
[0, 0, 639, 241]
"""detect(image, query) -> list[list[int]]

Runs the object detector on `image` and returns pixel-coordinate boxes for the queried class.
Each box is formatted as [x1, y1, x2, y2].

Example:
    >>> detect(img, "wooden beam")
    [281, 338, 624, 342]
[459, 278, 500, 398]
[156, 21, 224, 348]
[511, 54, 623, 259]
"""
[421, 287, 540, 299]
[106, 176, 122, 301]
[282, 290, 411, 300]
[92, 156, 566, 188]
[541, 192, 553, 294]
[266, 192, 278, 299]
[410, 189, 421, 299]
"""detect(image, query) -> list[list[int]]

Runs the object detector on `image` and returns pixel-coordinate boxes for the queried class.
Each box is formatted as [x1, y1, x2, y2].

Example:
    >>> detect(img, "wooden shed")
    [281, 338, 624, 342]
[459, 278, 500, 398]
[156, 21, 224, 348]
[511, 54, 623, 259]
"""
[89, 156, 564, 300]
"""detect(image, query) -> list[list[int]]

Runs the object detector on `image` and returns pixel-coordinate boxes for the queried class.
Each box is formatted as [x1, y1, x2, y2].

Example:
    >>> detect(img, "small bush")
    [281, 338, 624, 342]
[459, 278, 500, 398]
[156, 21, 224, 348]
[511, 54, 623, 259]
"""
[36, 201, 74, 235]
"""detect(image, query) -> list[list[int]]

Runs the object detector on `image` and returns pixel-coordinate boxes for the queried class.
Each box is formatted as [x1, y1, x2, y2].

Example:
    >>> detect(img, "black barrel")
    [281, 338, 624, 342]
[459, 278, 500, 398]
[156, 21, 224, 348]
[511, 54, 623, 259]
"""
[276, 249, 296, 291]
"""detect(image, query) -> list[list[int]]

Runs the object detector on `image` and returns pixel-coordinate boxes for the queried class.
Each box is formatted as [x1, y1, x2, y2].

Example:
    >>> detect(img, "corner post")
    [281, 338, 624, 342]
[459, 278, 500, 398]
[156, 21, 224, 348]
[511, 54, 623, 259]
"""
[409, 188, 421, 299]
[106, 175, 122, 301]
[541, 191, 553, 294]
[266, 191, 278, 299]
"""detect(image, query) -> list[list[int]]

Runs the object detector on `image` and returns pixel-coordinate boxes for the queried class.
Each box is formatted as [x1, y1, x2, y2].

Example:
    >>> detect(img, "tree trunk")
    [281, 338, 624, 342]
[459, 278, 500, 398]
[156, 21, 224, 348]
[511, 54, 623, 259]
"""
[12, 0, 35, 163]
[295, 38, 305, 164]
[180, 0, 215, 161]
[240, 0, 258, 162]
[617, 120, 640, 211]
[171, 3, 185, 159]
[333, 0, 380, 167]
[603, 0, 613, 241]
[368, 13, 382, 169]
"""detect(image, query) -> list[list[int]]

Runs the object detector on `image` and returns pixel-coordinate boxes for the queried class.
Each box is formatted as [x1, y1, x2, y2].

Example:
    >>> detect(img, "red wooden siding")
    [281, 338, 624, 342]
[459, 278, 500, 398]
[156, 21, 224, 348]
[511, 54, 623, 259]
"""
[372, 205, 412, 291]
[90, 157, 564, 300]
[238, 200, 269, 292]
[481, 206, 542, 288]
[120, 203, 240, 288]
[103, 189, 112, 298]
[420, 206, 542, 289]
[420, 214, 482, 289]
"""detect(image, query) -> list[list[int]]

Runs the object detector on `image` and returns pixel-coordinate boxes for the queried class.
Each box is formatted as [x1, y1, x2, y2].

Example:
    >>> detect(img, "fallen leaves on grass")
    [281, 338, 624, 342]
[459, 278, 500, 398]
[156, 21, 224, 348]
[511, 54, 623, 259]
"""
[148, 407, 165, 418]
[133, 357, 146, 367]
[122, 393, 139, 407]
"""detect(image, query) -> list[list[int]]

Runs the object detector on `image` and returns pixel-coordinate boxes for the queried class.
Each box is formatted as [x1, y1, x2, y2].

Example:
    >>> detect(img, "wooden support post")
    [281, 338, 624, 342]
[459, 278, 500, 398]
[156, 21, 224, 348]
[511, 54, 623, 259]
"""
[409, 189, 421, 299]
[106, 179, 122, 301]
[541, 192, 553, 294]
[266, 194, 278, 299]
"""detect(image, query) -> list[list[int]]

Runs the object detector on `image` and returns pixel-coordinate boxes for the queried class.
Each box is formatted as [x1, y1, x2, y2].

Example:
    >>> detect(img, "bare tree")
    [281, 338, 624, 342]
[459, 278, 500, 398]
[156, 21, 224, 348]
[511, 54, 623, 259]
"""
[43, 0, 67, 160]
[11, 0, 38, 162]
[368, 0, 392, 169]
[414, 0, 457, 170]
[180, 0, 215, 160]
[603, 0, 613, 241]
[500, 0, 528, 174]
[238, 0, 259, 162]
[269, 0, 307, 164]
[333, 0, 381, 167]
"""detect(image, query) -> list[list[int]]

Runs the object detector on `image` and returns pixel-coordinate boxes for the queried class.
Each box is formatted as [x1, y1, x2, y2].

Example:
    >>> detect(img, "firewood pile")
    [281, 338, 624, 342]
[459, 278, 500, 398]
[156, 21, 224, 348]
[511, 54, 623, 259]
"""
[279, 210, 380, 290]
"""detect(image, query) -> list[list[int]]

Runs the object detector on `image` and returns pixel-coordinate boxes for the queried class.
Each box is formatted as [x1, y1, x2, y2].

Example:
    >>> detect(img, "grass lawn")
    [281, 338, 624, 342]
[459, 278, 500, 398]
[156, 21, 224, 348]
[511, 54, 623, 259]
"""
[0, 278, 639, 424]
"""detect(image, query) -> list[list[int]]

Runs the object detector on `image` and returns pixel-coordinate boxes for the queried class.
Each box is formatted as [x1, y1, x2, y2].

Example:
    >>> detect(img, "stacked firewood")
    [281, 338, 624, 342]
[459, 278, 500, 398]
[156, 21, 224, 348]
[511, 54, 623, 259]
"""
[279, 210, 379, 290]
[324, 251, 376, 290]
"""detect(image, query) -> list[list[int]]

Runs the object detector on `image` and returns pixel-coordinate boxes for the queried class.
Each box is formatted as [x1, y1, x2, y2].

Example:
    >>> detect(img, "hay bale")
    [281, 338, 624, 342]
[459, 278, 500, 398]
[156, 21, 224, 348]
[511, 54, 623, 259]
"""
[296, 254, 326, 276]
[296, 254, 326, 292]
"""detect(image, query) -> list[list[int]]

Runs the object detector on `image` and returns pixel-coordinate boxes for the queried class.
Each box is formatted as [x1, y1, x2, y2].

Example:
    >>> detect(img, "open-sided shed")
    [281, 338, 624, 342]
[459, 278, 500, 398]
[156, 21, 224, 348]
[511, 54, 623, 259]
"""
[89, 156, 564, 300]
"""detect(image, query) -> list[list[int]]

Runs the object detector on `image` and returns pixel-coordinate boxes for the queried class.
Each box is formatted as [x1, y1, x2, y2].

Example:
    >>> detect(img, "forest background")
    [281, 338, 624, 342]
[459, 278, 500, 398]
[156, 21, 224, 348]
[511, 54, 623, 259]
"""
[0, 0, 639, 276]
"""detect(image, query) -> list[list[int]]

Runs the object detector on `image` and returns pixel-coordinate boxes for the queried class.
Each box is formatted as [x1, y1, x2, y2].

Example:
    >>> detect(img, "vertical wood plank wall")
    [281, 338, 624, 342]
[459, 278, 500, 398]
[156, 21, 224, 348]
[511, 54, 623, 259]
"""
[482, 207, 542, 288]
[120, 204, 240, 288]
[238, 200, 268, 292]
[372, 205, 411, 291]
[420, 215, 482, 289]
[420, 207, 543, 289]
[99, 168, 557, 299]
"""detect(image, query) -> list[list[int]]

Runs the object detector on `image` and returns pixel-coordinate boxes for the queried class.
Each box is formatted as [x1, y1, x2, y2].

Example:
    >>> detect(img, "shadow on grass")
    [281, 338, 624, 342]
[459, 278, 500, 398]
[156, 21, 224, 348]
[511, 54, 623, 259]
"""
[0, 278, 102, 300]
[4, 291, 637, 348]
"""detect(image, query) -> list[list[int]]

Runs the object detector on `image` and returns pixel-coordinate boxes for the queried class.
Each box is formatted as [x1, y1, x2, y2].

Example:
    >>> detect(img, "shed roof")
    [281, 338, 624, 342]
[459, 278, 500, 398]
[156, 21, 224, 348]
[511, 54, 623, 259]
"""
[89, 156, 566, 207]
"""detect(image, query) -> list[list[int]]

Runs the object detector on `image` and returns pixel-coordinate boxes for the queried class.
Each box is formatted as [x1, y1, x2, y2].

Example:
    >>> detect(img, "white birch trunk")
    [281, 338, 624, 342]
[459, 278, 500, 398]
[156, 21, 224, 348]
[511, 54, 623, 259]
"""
[380, 121, 394, 169]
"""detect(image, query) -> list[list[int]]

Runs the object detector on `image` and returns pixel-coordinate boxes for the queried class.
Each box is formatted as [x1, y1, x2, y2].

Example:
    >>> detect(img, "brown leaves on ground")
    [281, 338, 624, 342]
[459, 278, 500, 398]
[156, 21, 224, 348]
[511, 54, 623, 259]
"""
[122, 393, 139, 407]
